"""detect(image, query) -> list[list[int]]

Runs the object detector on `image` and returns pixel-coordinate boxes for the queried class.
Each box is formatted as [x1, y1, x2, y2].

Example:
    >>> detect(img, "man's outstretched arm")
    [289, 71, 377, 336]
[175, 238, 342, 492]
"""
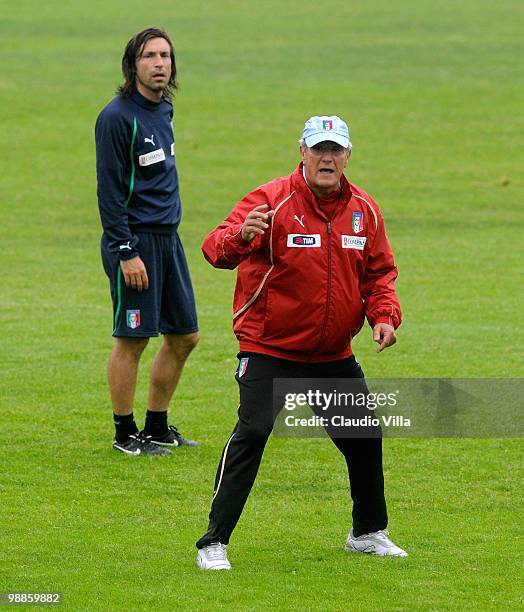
[202, 189, 273, 269]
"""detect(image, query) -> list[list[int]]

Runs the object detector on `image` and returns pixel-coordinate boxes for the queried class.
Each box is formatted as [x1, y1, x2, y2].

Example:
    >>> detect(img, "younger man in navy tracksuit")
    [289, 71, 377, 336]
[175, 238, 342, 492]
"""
[95, 28, 199, 456]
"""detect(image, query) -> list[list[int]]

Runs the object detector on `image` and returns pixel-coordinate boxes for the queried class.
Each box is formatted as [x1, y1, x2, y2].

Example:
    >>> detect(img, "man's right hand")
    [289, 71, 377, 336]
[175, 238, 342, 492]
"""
[120, 256, 149, 292]
[241, 204, 275, 242]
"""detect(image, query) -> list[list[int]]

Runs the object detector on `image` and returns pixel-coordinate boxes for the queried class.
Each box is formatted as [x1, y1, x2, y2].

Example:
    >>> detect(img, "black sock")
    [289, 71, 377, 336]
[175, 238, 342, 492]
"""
[113, 413, 139, 443]
[144, 410, 168, 436]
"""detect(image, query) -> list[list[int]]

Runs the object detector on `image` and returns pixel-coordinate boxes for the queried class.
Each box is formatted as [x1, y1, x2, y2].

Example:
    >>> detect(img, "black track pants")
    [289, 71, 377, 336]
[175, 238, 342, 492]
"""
[196, 352, 388, 548]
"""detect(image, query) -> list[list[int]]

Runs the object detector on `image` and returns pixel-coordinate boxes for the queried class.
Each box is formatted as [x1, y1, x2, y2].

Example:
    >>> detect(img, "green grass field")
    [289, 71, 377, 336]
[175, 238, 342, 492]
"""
[1, 0, 523, 609]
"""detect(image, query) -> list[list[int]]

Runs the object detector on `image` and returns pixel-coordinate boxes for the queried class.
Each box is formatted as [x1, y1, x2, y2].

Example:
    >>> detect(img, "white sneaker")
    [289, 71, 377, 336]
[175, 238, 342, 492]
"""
[196, 543, 232, 570]
[344, 529, 408, 557]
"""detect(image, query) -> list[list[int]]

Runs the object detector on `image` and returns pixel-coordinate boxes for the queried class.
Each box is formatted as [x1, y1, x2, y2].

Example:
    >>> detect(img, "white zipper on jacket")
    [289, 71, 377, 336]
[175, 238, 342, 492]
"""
[311, 220, 333, 355]
[232, 191, 296, 320]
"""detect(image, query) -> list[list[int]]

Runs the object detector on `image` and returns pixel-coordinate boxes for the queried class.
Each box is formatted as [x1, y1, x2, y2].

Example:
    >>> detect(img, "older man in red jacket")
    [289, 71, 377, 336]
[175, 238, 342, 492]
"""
[196, 116, 407, 570]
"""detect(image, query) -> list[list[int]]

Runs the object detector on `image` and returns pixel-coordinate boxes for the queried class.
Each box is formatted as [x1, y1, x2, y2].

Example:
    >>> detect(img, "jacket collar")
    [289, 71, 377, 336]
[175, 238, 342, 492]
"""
[130, 89, 166, 111]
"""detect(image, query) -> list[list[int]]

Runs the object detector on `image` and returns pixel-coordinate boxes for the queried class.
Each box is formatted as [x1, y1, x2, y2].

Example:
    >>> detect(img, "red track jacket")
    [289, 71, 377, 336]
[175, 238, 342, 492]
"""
[202, 164, 401, 362]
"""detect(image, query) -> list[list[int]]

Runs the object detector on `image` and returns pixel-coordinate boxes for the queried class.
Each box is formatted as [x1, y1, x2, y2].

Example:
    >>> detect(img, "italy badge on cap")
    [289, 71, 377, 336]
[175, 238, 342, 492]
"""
[302, 115, 352, 149]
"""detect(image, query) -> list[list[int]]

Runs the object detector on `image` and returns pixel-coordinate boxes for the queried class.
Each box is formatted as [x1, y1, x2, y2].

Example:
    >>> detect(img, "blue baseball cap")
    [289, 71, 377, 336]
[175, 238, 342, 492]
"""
[302, 115, 351, 149]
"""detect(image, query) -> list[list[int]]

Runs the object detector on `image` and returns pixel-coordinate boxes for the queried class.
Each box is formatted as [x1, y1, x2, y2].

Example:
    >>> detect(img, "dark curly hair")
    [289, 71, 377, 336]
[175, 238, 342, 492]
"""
[117, 27, 178, 100]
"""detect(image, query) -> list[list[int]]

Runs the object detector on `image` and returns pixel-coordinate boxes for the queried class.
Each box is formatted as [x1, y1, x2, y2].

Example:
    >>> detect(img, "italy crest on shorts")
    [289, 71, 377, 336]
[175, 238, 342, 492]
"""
[352, 211, 364, 233]
[238, 357, 249, 378]
[126, 309, 141, 329]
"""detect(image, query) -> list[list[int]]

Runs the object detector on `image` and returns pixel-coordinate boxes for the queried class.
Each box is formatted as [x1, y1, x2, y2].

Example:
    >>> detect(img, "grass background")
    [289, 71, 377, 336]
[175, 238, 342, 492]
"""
[1, 0, 523, 609]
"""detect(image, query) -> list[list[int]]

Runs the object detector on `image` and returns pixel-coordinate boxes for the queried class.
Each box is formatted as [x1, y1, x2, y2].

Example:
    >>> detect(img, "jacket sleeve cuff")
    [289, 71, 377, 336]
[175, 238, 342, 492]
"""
[222, 227, 256, 260]
[230, 228, 254, 248]
[370, 315, 396, 328]
[119, 249, 140, 261]
[114, 235, 140, 261]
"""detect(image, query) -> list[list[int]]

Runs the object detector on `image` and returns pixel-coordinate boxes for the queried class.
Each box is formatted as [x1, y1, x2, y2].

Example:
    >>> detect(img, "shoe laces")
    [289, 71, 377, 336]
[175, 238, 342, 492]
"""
[206, 543, 227, 560]
[131, 431, 154, 445]
[355, 529, 390, 542]
[373, 530, 391, 542]
[167, 425, 182, 438]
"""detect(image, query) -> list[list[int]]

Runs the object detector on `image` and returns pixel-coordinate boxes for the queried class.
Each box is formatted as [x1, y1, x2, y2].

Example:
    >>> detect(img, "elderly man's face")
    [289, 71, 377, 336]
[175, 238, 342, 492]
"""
[301, 142, 350, 197]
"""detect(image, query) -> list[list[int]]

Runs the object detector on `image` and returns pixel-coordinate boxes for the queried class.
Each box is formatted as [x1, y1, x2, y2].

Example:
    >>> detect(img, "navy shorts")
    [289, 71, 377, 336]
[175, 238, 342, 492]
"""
[101, 232, 198, 338]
